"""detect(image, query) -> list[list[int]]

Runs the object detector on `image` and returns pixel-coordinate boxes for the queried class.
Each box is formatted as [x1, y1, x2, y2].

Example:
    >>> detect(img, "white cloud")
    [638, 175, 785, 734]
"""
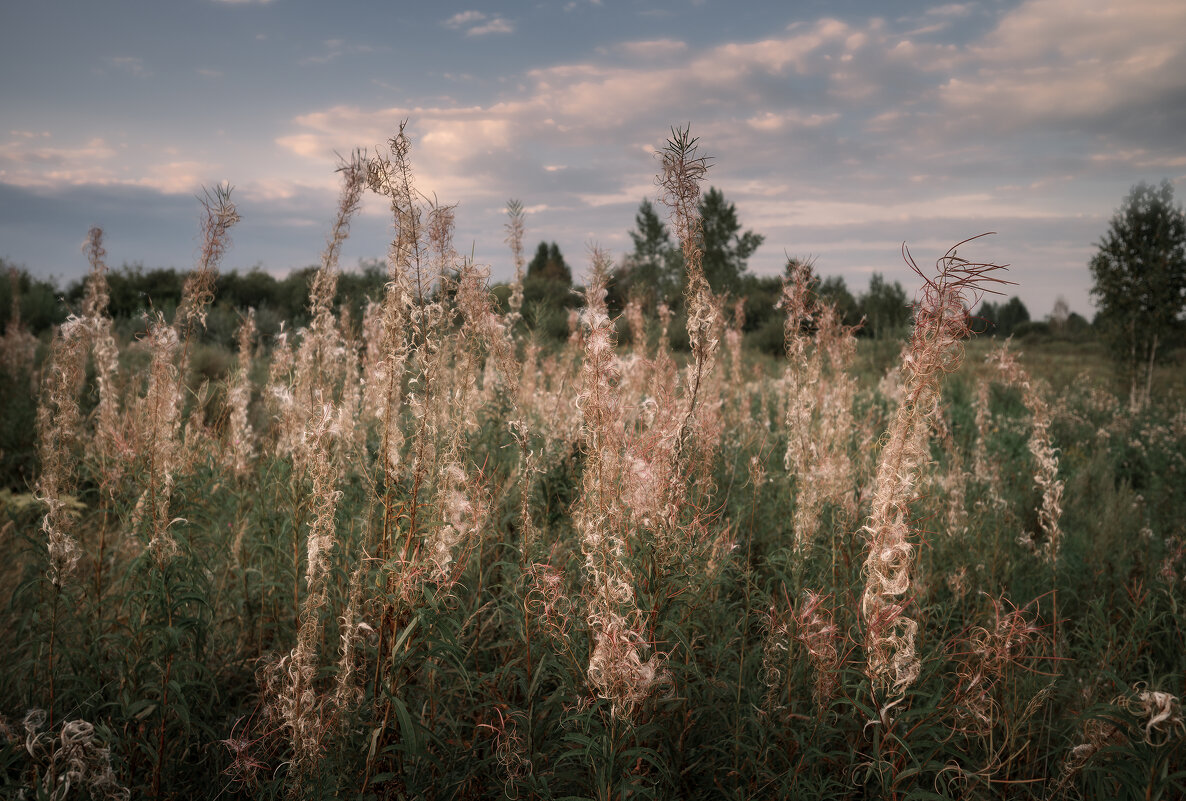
[613, 39, 687, 59]
[745, 194, 1070, 232]
[938, 0, 1186, 132]
[745, 111, 838, 131]
[272, 16, 948, 226]
[444, 10, 486, 28]
[22, 3, 1173, 313]
[276, 106, 528, 201]
[576, 181, 659, 208]
[0, 134, 221, 195]
[1088, 150, 1186, 170]
[134, 161, 211, 194]
[925, 4, 973, 17]
[468, 17, 514, 36]
[0, 136, 120, 187]
[444, 10, 514, 35]
[273, 5, 1186, 225]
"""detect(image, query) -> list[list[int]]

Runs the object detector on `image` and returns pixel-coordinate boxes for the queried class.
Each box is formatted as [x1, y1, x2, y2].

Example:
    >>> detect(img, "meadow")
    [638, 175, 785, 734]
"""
[1, 128, 1183, 800]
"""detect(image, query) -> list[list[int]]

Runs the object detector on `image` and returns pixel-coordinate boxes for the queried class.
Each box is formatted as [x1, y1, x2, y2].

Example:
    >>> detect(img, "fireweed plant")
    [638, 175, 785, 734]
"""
[0, 126, 1182, 800]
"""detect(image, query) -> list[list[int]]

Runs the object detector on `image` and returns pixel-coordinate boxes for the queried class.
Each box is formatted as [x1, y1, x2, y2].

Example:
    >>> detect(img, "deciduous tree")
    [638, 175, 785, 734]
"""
[1089, 180, 1186, 405]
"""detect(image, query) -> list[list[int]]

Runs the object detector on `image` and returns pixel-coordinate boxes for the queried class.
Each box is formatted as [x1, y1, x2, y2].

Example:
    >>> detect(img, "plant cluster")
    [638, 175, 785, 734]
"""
[1, 126, 1183, 800]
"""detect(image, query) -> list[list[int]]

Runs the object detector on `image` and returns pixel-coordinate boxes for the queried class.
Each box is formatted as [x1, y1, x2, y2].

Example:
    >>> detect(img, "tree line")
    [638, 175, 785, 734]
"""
[8, 183, 1157, 356]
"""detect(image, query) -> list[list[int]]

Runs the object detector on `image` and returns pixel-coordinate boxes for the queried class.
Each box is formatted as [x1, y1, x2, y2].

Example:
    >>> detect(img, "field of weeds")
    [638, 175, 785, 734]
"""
[1, 128, 1184, 800]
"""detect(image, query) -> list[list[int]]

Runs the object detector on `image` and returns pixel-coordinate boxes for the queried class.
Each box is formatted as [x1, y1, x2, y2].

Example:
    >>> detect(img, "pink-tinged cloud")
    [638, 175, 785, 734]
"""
[443, 10, 487, 28]
[468, 18, 514, 36]
[443, 10, 515, 36]
[611, 39, 688, 59]
[0, 134, 222, 195]
[939, 0, 1186, 127]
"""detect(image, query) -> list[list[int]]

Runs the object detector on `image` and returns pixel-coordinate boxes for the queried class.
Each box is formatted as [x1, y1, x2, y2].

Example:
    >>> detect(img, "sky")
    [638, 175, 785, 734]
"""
[2, 0, 1185, 317]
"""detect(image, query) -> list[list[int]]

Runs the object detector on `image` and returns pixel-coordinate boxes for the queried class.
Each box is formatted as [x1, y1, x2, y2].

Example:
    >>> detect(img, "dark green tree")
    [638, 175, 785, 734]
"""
[1064, 311, 1091, 336]
[614, 200, 681, 309]
[1, 263, 64, 335]
[698, 187, 763, 295]
[976, 296, 1030, 338]
[973, 300, 997, 336]
[522, 241, 578, 340]
[1089, 180, 1186, 403]
[817, 275, 862, 328]
[996, 296, 1030, 338]
[526, 241, 572, 286]
[859, 273, 910, 339]
[740, 272, 790, 354]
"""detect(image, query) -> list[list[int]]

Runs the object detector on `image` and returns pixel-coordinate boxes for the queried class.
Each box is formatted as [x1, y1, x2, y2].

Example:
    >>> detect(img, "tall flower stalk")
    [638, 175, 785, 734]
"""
[504, 198, 526, 327]
[175, 185, 239, 384]
[657, 125, 718, 456]
[989, 343, 1064, 562]
[285, 404, 342, 774]
[576, 250, 665, 718]
[862, 238, 1007, 697]
[35, 317, 88, 587]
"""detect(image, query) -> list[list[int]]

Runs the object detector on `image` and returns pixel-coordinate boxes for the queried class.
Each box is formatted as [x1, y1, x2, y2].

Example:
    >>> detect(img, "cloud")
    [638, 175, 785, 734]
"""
[0, 133, 223, 196]
[267, 16, 991, 217]
[1088, 150, 1186, 170]
[277, 106, 528, 204]
[444, 10, 486, 28]
[272, 5, 1170, 311]
[926, 4, 973, 18]
[0, 179, 392, 283]
[106, 56, 150, 77]
[609, 38, 689, 59]
[745, 111, 839, 131]
[468, 17, 514, 36]
[937, 0, 1186, 143]
[444, 10, 514, 36]
[0, 136, 120, 187]
[14, 3, 1180, 314]
[134, 161, 214, 194]
[300, 38, 378, 65]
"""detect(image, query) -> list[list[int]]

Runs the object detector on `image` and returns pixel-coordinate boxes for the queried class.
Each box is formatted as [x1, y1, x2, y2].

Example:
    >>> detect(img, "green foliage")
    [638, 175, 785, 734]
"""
[860, 272, 911, 338]
[1013, 319, 1051, 339]
[11, 125, 1183, 797]
[516, 242, 581, 340]
[0, 366, 39, 490]
[697, 187, 764, 296]
[738, 273, 785, 354]
[612, 199, 683, 311]
[818, 275, 862, 328]
[526, 241, 572, 286]
[55, 262, 387, 346]
[1089, 180, 1186, 399]
[977, 295, 1032, 338]
[4, 266, 1185, 799]
[610, 189, 763, 315]
[0, 263, 66, 334]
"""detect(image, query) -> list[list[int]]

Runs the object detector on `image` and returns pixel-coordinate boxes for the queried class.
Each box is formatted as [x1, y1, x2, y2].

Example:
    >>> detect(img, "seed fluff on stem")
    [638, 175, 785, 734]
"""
[861, 235, 1009, 697]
